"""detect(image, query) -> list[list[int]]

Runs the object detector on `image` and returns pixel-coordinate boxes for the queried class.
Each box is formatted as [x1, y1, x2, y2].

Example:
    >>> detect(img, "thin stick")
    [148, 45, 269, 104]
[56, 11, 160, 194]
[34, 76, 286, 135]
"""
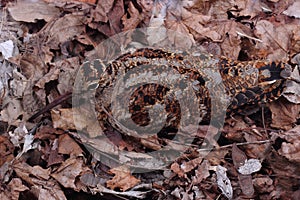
[28, 92, 72, 122]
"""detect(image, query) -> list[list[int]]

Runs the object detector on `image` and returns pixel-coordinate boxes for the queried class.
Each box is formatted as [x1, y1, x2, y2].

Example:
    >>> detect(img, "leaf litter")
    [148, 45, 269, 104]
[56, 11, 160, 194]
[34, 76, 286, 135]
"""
[0, 0, 299, 199]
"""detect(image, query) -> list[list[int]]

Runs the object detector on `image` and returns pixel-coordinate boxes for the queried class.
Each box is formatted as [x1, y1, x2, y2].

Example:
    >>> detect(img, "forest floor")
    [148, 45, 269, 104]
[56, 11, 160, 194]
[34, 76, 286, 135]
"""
[0, 0, 300, 199]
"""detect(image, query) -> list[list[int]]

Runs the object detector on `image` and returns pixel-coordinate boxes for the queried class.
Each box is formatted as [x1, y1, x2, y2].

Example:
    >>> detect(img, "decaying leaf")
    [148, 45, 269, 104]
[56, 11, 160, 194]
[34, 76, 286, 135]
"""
[216, 165, 233, 199]
[0, 178, 28, 200]
[276, 126, 300, 163]
[269, 97, 300, 130]
[238, 159, 262, 175]
[0, 40, 14, 59]
[254, 20, 291, 61]
[51, 158, 86, 189]
[91, 0, 114, 23]
[283, 1, 300, 18]
[51, 108, 76, 130]
[1, 0, 300, 199]
[232, 144, 254, 196]
[107, 165, 140, 191]
[58, 134, 83, 157]
[122, 1, 144, 31]
[0, 97, 25, 126]
[8, 1, 60, 22]
[283, 64, 300, 104]
[192, 160, 210, 184]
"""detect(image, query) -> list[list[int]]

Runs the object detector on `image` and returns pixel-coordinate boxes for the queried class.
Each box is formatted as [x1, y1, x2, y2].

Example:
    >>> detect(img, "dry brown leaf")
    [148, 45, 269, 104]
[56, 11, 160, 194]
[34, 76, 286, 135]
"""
[181, 9, 220, 43]
[56, 57, 80, 94]
[166, 20, 195, 49]
[232, 144, 254, 196]
[140, 135, 161, 151]
[137, 0, 154, 12]
[269, 97, 300, 130]
[181, 157, 203, 173]
[37, 185, 67, 200]
[34, 126, 63, 141]
[253, 176, 274, 193]
[205, 20, 241, 59]
[47, 145, 65, 167]
[291, 28, 300, 55]
[14, 161, 51, 181]
[283, 63, 300, 104]
[51, 158, 85, 189]
[276, 126, 300, 162]
[91, 0, 114, 22]
[122, 2, 144, 31]
[192, 159, 210, 184]
[236, 0, 263, 19]
[27, 177, 67, 200]
[8, 69, 27, 99]
[80, 172, 105, 187]
[42, 14, 86, 50]
[203, 148, 229, 166]
[170, 162, 184, 178]
[88, 0, 123, 36]
[17, 54, 48, 115]
[107, 165, 140, 191]
[0, 97, 25, 126]
[171, 157, 203, 178]
[265, 149, 300, 194]
[0, 178, 28, 200]
[35, 68, 60, 89]
[8, 1, 60, 22]
[208, 1, 232, 20]
[58, 134, 83, 157]
[254, 20, 293, 61]
[0, 136, 14, 166]
[51, 108, 76, 130]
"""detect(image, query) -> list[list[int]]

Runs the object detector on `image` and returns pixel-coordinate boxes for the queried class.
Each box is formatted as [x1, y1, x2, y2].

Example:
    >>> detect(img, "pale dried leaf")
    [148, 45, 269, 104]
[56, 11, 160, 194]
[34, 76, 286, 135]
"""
[216, 165, 233, 199]
[90, 184, 148, 199]
[9, 69, 27, 98]
[17, 133, 35, 158]
[35, 68, 60, 89]
[43, 14, 85, 49]
[165, 19, 195, 49]
[238, 159, 262, 175]
[238, 0, 263, 18]
[0, 40, 14, 59]
[14, 162, 50, 180]
[0, 97, 25, 126]
[147, 5, 167, 46]
[283, 1, 300, 18]
[8, 1, 60, 22]
[277, 126, 300, 162]
[51, 109, 76, 130]
[51, 158, 84, 189]
[283, 65, 300, 104]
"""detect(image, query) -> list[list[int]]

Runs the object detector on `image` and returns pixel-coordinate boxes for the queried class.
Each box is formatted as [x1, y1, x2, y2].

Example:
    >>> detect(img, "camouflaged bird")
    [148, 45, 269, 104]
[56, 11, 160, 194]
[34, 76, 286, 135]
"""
[79, 48, 293, 136]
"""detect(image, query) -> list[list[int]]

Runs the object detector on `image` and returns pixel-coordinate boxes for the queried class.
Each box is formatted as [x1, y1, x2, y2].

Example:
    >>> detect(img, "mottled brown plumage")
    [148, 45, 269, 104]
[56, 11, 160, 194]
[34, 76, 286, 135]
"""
[81, 48, 292, 135]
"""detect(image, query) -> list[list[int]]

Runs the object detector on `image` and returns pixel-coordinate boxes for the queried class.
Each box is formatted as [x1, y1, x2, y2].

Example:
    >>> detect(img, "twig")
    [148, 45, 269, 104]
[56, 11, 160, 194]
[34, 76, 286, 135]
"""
[28, 91, 72, 122]
[197, 139, 272, 152]
[236, 31, 263, 43]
